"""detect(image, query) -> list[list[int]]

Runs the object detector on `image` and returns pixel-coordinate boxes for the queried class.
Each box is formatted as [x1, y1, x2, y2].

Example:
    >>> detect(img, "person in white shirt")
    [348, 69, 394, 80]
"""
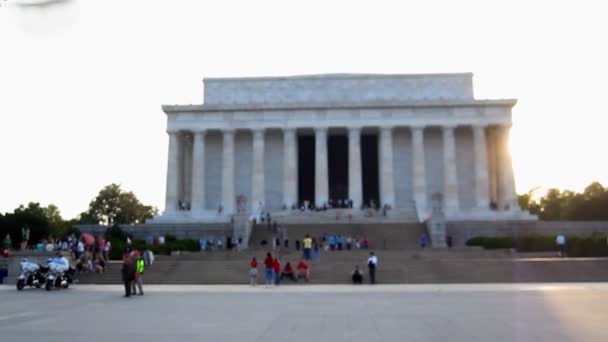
[367, 252, 378, 284]
[556, 234, 566, 257]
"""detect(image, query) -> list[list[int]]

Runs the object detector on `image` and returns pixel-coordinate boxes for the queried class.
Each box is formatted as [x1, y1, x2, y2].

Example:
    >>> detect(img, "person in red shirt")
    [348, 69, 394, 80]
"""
[264, 253, 274, 286]
[296, 258, 310, 282]
[273, 257, 281, 285]
[280, 262, 296, 282]
[249, 257, 258, 286]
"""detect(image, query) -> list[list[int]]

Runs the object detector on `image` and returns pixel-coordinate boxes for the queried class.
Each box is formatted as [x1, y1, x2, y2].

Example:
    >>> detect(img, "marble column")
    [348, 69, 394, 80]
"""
[498, 125, 517, 210]
[164, 130, 181, 214]
[348, 127, 363, 209]
[379, 126, 395, 208]
[314, 127, 329, 207]
[412, 126, 427, 214]
[442, 125, 459, 214]
[251, 129, 265, 213]
[190, 130, 206, 214]
[283, 128, 298, 209]
[473, 125, 490, 209]
[221, 129, 235, 214]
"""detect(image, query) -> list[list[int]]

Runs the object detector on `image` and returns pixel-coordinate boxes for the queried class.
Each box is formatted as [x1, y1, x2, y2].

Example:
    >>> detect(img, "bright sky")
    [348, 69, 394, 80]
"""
[1, 0, 606, 219]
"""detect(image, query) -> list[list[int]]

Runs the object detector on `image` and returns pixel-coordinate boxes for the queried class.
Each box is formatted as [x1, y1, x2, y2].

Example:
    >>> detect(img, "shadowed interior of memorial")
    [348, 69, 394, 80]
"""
[361, 134, 379, 207]
[298, 135, 315, 206]
[328, 135, 348, 201]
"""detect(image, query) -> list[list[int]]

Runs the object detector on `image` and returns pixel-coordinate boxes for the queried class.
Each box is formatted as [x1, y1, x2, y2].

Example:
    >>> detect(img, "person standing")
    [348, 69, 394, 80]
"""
[20, 225, 30, 250]
[367, 252, 378, 284]
[302, 234, 313, 260]
[273, 257, 281, 286]
[249, 257, 258, 286]
[264, 253, 274, 286]
[556, 234, 567, 257]
[121, 255, 135, 297]
[132, 253, 145, 295]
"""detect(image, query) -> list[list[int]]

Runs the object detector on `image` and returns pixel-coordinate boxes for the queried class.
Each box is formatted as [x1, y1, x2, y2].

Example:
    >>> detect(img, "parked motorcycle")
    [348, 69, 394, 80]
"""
[16, 259, 47, 291]
[45, 256, 74, 291]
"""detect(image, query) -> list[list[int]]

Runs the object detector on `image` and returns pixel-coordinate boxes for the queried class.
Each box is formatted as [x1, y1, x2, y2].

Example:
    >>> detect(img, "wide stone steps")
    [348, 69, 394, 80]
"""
[76, 251, 608, 284]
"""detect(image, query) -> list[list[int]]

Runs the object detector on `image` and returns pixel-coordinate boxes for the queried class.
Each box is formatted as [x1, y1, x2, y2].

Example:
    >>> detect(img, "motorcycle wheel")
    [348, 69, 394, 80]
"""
[45, 280, 53, 291]
[16, 279, 25, 291]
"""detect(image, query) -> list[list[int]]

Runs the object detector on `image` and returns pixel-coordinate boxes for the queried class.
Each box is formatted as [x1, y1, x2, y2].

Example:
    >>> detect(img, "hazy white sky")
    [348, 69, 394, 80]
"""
[1, 0, 607, 219]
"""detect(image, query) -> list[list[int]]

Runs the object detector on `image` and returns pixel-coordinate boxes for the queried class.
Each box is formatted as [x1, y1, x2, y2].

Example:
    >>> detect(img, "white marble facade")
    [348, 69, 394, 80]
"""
[156, 73, 530, 223]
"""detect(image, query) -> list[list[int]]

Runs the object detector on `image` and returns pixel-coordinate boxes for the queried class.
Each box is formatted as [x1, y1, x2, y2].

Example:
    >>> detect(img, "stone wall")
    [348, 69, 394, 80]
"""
[447, 221, 608, 247]
[203, 74, 474, 105]
[235, 131, 253, 203]
[76, 224, 232, 241]
[264, 130, 284, 209]
[425, 128, 444, 200]
[393, 127, 413, 207]
[205, 131, 222, 210]
[455, 127, 475, 210]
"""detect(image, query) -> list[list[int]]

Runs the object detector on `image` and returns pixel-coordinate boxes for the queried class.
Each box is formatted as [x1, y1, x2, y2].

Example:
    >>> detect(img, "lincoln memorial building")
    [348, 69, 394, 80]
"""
[154, 73, 532, 224]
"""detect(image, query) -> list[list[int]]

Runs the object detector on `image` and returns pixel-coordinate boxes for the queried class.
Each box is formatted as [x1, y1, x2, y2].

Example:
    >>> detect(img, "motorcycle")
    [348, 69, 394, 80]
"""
[45, 256, 75, 291]
[16, 259, 47, 291]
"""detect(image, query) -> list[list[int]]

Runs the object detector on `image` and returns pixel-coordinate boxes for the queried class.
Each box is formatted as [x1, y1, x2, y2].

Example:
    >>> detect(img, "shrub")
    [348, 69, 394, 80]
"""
[466, 233, 608, 257]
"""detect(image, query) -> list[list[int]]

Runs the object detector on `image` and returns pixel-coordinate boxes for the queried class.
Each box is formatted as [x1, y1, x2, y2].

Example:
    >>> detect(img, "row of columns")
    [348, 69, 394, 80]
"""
[165, 125, 515, 216]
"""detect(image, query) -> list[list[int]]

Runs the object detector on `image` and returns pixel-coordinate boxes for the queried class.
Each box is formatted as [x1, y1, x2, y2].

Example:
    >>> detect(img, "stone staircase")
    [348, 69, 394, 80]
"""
[266, 207, 419, 224]
[76, 249, 608, 284]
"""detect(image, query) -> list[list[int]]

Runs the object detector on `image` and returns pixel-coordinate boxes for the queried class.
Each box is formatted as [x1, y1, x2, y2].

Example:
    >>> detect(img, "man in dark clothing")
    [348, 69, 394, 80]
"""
[121, 256, 135, 297]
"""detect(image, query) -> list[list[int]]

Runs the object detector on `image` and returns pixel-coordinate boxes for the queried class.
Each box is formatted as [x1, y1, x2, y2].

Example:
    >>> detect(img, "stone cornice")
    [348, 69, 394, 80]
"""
[162, 99, 517, 114]
[203, 72, 473, 82]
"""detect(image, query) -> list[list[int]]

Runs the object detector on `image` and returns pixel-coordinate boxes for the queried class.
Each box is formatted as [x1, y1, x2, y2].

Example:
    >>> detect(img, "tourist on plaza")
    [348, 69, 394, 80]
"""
[296, 259, 310, 281]
[103, 240, 111, 262]
[264, 253, 274, 286]
[556, 234, 567, 257]
[132, 252, 145, 295]
[2, 234, 12, 250]
[313, 242, 321, 261]
[249, 257, 258, 286]
[337, 235, 344, 250]
[419, 233, 429, 248]
[280, 262, 296, 282]
[273, 257, 281, 285]
[75, 239, 85, 259]
[121, 254, 136, 297]
[302, 235, 313, 260]
[328, 235, 336, 250]
[21, 225, 30, 250]
[346, 236, 353, 250]
[351, 265, 364, 284]
[367, 252, 378, 284]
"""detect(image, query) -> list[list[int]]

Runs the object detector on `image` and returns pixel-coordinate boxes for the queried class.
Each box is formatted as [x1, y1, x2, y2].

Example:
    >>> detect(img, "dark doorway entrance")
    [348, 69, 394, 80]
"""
[361, 134, 379, 208]
[328, 135, 348, 201]
[297, 135, 315, 206]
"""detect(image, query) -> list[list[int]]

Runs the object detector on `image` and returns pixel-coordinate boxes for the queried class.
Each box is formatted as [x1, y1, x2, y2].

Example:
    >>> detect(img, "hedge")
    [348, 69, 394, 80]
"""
[108, 237, 201, 260]
[466, 232, 608, 257]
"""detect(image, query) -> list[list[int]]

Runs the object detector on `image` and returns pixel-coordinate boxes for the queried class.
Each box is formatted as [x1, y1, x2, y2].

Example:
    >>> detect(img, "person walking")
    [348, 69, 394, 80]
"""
[121, 254, 135, 297]
[249, 257, 258, 286]
[367, 252, 378, 284]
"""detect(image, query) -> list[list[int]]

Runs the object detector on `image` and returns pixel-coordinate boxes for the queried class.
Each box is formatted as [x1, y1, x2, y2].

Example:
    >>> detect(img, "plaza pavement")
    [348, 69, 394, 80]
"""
[1, 283, 607, 341]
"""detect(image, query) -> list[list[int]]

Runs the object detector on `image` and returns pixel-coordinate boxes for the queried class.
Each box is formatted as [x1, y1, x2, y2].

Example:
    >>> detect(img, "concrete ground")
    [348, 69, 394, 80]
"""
[1, 284, 607, 342]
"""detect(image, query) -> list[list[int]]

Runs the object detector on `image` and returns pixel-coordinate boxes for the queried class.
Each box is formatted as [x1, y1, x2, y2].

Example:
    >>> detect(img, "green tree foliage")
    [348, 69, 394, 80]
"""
[519, 182, 608, 220]
[0, 202, 51, 248]
[85, 184, 158, 225]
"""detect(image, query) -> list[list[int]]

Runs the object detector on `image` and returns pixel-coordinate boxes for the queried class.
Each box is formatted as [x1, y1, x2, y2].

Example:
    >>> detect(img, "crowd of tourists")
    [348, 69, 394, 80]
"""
[248, 253, 311, 286]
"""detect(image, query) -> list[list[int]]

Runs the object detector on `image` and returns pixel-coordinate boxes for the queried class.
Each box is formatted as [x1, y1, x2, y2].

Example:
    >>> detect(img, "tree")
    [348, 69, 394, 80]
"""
[43, 204, 69, 239]
[85, 184, 158, 225]
[520, 181, 608, 221]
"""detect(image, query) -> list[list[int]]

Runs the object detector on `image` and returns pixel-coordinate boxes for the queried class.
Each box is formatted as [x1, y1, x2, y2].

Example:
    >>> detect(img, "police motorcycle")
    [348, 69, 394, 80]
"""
[16, 259, 47, 291]
[45, 255, 75, 291]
